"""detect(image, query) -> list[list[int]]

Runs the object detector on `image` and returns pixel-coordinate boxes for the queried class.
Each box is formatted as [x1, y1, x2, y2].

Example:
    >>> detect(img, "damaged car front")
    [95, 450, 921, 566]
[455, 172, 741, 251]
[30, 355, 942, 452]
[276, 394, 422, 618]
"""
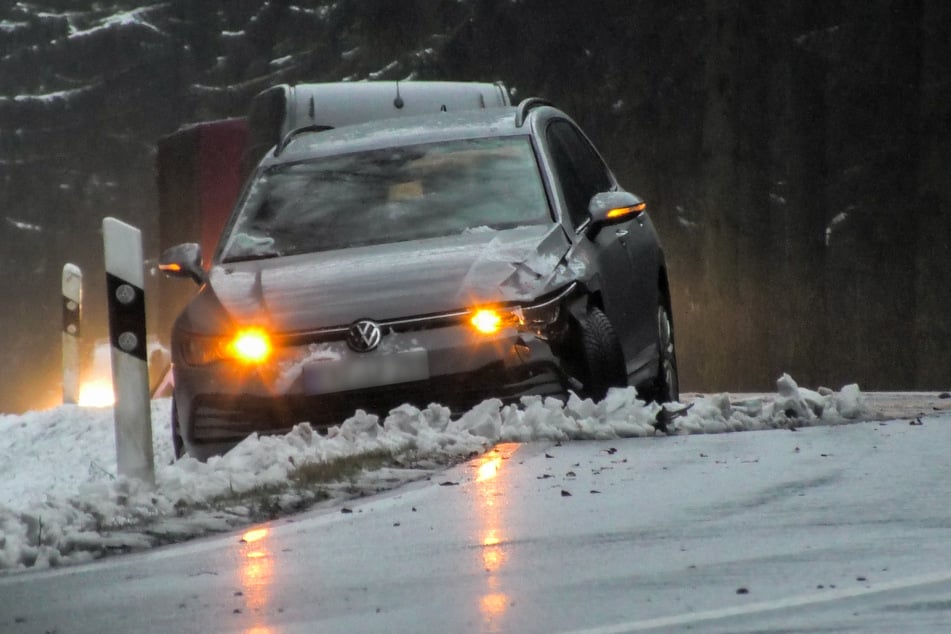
[161, 108, 676, 460]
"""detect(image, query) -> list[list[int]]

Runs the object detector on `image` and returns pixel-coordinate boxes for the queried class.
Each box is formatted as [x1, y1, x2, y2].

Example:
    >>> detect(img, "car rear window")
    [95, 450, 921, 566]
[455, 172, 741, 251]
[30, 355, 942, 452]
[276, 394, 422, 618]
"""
[221, 136, 550, 260]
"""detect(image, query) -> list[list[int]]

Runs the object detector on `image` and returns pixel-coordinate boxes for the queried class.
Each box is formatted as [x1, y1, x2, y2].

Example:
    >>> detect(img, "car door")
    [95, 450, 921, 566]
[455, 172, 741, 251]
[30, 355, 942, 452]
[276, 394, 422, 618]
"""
[543, 120, 645, 365]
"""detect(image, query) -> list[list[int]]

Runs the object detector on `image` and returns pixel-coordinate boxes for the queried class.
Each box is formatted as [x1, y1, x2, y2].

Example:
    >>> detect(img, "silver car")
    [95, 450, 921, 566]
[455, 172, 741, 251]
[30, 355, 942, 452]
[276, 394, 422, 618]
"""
[161, 99, 678, 459]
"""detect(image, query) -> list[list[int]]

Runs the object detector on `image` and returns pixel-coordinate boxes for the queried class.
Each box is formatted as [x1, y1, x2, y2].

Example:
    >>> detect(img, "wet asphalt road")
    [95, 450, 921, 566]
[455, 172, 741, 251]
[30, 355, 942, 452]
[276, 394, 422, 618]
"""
[2, 403, 951, 633]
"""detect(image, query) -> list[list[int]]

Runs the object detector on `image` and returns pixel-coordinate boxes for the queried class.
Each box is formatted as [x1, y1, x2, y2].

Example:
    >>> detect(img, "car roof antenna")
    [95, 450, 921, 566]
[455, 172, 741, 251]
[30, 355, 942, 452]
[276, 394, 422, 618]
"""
[393, 81, 404, 109]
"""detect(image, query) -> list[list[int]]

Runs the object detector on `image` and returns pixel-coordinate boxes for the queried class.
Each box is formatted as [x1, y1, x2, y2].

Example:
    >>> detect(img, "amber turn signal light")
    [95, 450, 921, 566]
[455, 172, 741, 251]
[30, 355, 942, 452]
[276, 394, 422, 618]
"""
[229, 328, 272, 363]
[470, 309, 504, 334]
[606, 201, 647, 220]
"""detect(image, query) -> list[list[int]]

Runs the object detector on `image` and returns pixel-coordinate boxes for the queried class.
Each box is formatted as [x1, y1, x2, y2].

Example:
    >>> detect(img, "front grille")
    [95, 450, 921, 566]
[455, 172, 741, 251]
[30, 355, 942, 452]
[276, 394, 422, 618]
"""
[275, 311, 469, 348]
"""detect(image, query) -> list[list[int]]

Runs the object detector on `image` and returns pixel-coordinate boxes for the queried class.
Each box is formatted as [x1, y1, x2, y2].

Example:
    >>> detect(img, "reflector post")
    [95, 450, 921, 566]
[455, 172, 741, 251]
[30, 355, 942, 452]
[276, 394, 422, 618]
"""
[62, 263, 82, 405]
[103, 217, 155, 487]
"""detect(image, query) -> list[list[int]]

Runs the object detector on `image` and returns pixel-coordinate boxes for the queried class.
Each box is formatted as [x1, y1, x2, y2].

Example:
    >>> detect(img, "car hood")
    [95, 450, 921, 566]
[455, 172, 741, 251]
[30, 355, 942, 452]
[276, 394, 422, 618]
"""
[183, 225, 571, 333]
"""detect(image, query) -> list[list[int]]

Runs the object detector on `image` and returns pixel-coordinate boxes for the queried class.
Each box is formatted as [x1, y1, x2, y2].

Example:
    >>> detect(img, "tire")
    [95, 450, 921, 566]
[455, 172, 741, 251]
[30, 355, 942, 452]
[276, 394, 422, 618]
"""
[574, 307, 627, 401]
[642, 302, 679, 403]
[171, 396, 185, 460]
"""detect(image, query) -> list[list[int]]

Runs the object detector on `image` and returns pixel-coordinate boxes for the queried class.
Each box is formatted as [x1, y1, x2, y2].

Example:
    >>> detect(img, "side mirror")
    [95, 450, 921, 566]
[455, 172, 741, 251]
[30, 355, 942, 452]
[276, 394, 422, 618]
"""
[158, 243, 205, 285]
[586, 191, 646, 237]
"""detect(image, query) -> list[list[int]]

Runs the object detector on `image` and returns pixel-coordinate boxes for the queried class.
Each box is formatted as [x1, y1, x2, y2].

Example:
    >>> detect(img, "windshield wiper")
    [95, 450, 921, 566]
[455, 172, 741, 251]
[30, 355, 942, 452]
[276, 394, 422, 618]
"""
[221, 251, 281, 264]
[485, 221, 537, 231]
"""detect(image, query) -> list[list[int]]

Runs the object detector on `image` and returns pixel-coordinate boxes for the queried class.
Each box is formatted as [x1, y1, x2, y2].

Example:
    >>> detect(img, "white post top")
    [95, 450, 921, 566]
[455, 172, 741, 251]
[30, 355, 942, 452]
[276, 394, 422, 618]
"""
[103, 217, 144, 287]
[62, 263, 82, 302]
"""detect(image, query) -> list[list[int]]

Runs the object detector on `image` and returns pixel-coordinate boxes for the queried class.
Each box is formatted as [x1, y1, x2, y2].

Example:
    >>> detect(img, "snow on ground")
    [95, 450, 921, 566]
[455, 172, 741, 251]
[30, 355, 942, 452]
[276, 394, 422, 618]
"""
[0, 374, 883, 572]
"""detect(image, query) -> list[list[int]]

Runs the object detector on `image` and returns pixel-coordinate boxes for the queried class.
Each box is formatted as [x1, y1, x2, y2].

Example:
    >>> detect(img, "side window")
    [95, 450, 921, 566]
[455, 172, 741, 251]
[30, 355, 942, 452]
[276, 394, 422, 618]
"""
[546, 121, 614, 230]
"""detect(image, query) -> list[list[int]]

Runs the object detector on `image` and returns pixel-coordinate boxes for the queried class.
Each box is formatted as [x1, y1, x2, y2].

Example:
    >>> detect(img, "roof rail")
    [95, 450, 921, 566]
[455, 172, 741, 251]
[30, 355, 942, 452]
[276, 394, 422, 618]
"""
[275, 124, 333, 156]
[514, 97, 553, 127]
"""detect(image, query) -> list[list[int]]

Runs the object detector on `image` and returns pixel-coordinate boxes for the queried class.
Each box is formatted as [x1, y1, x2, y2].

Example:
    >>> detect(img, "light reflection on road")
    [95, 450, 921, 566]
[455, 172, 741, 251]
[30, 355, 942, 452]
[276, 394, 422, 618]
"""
[474, 442, 520, 632]
[239, 526, 275, 634]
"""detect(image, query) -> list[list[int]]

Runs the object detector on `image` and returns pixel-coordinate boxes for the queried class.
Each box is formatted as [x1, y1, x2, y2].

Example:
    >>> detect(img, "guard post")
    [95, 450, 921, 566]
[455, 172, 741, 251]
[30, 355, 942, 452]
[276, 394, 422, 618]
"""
[103, 217, 155, 487]
[62, 263, 82, 405]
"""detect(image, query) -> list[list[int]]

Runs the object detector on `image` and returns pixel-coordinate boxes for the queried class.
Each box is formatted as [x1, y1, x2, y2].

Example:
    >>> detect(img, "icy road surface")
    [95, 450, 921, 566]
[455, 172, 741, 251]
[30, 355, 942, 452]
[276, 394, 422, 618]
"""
[1, 397, 951, 633]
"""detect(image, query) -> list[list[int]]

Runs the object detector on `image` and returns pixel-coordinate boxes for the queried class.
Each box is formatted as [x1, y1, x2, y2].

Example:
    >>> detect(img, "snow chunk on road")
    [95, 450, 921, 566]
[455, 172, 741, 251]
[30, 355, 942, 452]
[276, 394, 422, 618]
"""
[0, 376, 868, 572]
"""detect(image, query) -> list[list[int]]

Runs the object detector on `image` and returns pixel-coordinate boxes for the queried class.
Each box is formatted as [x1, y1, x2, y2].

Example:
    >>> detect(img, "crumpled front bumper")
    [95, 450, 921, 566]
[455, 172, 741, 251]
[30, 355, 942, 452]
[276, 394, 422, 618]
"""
[172, 323, 571, 459]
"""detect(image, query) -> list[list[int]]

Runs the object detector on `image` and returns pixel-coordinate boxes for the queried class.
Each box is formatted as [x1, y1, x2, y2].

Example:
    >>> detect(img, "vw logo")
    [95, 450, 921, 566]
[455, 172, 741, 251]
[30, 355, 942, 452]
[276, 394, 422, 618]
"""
[347, 320, 382, 352]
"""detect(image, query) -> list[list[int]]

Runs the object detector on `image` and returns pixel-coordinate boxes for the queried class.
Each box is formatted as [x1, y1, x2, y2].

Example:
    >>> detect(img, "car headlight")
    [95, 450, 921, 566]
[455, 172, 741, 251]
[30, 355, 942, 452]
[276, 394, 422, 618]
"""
[229, 328, 272, 363]
[180, 328, 273, 366]
[469, 308, 519, 334]
[468, 283, 576, 338]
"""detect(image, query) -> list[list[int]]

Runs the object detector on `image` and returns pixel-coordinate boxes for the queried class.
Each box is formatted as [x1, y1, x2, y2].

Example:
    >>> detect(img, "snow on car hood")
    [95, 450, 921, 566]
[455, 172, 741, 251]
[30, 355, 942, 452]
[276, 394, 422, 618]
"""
[198, 224, 571, 332]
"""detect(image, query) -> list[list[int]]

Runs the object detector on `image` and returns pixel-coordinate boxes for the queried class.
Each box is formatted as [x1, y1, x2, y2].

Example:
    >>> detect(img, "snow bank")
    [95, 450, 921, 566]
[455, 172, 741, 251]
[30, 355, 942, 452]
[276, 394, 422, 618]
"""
[0, 374, 866, 572]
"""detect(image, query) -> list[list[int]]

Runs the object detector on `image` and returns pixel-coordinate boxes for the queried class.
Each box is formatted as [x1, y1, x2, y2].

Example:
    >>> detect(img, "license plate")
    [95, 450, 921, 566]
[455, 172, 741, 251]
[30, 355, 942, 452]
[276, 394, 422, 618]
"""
[302, 348, 430, 395]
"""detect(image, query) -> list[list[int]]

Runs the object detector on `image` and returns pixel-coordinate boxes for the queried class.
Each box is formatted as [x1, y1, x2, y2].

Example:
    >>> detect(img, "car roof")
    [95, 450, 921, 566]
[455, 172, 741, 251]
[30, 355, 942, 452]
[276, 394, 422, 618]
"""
[254, 81, 511, 139]
[262, 107, 541, 165]
[245, 81, 512, 171]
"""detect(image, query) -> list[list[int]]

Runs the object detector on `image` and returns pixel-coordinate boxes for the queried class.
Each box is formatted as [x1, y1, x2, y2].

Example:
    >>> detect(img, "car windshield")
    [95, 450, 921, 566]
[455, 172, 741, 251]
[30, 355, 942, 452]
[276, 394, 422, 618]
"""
[220, 136, 551, 261]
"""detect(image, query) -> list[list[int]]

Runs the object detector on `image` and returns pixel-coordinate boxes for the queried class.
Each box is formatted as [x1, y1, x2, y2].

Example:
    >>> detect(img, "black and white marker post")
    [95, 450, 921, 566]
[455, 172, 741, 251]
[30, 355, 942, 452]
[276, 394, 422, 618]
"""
[103, 217, 155, 487]
[61, 263, 82, 405]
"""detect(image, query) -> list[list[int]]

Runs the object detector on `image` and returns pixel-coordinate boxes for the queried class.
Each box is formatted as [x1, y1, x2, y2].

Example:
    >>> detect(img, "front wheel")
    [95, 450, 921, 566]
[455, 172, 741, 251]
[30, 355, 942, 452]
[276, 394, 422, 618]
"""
[642, 303, 679, 403]
[572, 307, 627, 401]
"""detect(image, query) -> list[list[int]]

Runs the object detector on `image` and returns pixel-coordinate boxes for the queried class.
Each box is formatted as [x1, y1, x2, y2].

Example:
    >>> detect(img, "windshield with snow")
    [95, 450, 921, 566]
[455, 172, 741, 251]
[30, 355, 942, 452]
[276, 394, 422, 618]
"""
[220, 136, 551, 261]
